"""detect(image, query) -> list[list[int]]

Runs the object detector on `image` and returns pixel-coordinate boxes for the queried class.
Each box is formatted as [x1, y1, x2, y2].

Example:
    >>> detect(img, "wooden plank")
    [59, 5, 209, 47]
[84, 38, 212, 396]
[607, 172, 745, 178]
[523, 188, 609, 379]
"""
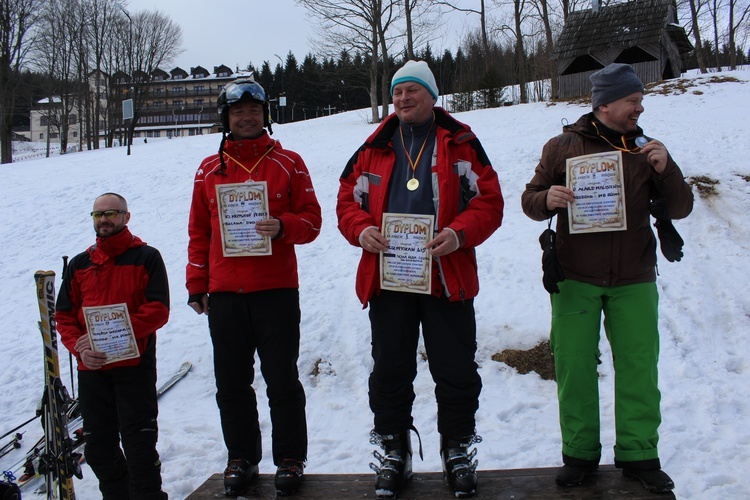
[186, 465, 675, 499]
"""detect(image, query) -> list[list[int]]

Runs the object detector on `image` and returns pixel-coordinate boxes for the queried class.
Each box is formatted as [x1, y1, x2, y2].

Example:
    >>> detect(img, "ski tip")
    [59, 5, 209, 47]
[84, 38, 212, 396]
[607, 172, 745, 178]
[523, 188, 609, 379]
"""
[33, 270, 56, 278]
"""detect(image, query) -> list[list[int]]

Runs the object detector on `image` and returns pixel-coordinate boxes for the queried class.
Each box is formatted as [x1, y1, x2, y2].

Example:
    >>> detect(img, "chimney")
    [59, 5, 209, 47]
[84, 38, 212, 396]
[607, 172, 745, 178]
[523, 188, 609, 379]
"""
[592, 0, 600, 13]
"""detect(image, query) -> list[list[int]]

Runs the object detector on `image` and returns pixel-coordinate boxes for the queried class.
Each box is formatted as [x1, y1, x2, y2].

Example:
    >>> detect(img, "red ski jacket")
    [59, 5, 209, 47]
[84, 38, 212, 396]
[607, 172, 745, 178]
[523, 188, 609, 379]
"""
[57, 227, 170, 370]
[186, 132, 321, 295]
[337, 108, 504, 305]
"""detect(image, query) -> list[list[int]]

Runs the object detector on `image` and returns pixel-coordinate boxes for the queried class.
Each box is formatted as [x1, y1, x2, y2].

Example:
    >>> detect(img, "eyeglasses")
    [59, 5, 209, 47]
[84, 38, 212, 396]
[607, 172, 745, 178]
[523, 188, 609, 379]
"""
[91, 210, 127, 219]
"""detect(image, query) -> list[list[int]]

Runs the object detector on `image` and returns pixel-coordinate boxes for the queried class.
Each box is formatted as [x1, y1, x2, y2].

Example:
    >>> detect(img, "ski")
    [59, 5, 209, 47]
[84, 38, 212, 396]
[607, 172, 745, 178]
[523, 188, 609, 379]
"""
[157, 361, 192, 397]
[4, 360, 191, 491]
[34, 270, 81, 500]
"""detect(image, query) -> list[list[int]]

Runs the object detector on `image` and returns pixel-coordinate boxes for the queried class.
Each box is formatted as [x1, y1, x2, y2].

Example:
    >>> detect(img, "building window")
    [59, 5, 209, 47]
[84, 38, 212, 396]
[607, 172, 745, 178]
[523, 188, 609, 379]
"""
[40, 116, 48, 126]
[39, 133, 44, 139]
[69, 114, 77, 124]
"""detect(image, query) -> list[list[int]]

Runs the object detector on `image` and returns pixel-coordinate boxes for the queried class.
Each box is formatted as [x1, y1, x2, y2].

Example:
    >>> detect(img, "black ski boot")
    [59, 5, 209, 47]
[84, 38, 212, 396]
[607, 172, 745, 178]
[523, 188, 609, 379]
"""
[440, 434, 482, 498]
[369, 429, 418, 498]
[275, 458, 305, 496]
[623, 467, 675, 493]
[223, 459, 258, 497]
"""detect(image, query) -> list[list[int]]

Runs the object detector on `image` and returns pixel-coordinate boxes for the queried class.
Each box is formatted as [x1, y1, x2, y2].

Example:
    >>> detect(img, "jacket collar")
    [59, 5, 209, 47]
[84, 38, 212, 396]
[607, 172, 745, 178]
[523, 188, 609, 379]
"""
[89, 227, 143, 264]
[366, 107, 475, 149]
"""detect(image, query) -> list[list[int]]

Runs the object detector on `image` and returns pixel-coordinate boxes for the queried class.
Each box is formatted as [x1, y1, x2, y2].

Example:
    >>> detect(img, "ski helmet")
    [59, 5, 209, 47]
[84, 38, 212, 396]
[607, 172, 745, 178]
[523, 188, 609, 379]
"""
[217, 77, 272, 134]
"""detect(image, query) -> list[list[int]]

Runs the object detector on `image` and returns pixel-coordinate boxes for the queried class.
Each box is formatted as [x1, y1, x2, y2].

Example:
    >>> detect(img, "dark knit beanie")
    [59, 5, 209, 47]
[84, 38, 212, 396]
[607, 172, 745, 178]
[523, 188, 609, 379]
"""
[590, 63, 645, 109]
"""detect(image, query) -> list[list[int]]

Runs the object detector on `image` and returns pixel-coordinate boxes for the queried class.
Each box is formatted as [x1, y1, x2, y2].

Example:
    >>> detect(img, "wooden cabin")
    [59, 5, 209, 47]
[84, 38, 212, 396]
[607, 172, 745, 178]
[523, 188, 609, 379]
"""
[552, 0, 693, 100]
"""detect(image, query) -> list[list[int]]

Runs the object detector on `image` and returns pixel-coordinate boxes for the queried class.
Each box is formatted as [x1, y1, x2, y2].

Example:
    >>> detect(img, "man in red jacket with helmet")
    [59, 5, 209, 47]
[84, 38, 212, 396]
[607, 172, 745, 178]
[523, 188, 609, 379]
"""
[57, 192, 170, 500]
[186, 77, 321, 497]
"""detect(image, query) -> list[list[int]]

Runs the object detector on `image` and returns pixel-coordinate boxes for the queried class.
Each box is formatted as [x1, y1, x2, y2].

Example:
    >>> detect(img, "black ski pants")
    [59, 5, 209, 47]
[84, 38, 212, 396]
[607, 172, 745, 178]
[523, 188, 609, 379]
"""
[208, 289, 307, 466]
[368, 290, 481, 439]
[78, 338, 165, 500]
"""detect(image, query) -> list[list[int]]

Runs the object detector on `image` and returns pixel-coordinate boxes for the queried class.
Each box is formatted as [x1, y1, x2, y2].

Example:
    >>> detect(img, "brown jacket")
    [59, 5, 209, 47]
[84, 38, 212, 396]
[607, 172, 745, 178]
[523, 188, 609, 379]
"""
[521, 113, 693, 287]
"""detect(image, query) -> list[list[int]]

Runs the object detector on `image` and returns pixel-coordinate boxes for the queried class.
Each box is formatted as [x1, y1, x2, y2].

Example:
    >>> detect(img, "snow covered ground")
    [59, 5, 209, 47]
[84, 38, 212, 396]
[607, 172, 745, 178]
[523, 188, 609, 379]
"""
[1, 68, 749, 499]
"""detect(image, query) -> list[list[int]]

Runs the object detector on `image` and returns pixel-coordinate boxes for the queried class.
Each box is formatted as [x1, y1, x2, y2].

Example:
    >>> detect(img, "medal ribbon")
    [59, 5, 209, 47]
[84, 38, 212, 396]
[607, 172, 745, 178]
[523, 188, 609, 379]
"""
[591, 121, 642, 154]
[399, 114, 435, 182]
[222, 142, 275, 179]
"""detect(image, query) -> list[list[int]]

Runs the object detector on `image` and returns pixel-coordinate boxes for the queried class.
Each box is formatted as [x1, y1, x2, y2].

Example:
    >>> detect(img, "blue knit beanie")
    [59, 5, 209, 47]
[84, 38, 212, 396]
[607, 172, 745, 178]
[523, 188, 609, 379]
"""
[590, 63, 644, 109]
[390, 60, 439, 100]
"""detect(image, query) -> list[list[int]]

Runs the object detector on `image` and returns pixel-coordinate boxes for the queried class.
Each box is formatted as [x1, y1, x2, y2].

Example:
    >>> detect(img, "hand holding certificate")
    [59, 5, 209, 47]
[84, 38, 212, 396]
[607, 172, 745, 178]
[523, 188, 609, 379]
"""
[82, 303, 140, 364]
[379, 213, 434, 294]
[566, 151, 627, 234]
[216, 181, 272, 256]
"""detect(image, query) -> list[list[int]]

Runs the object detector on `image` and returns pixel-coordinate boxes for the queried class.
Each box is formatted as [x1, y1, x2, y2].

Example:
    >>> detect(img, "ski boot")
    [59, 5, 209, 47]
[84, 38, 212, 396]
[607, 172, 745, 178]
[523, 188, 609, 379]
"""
[275, 458, 305, 496]
[369, 427, 422, 498]
[223, 459, 258, 497]
[440, 434, 481, 498]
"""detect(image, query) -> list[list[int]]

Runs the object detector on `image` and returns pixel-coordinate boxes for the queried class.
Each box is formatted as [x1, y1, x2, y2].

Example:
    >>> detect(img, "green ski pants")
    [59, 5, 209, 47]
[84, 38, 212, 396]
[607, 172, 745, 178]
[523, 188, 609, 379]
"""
[550, 279, 661, 464]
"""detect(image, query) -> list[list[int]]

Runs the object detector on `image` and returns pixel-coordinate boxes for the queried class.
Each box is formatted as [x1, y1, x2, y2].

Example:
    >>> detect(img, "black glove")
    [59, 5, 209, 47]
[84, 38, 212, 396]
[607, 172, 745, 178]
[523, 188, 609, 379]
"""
[539, 228, 565, 294]
[654, 218, 684, 262]
[649, 197, 684, 262]
[188, 293, 207, 312]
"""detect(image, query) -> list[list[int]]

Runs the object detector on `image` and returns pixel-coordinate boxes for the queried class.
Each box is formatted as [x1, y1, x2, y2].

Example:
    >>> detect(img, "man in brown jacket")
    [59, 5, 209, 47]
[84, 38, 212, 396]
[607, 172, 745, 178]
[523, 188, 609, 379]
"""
[521, 63, 693, 494]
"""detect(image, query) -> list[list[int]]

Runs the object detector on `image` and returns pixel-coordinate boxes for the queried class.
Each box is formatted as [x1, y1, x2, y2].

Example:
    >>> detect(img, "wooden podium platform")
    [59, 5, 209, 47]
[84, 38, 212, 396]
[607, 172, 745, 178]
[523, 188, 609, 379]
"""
[186, 465, 675, 499]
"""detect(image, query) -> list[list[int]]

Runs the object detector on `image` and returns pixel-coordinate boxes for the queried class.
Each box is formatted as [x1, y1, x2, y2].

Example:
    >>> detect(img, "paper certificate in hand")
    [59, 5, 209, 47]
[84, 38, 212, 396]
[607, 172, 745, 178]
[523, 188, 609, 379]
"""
[380, 213, 434, 294]
[216, 182, 271, 256]
[82, 303, 139, 364]
[566, 151, 627, 234]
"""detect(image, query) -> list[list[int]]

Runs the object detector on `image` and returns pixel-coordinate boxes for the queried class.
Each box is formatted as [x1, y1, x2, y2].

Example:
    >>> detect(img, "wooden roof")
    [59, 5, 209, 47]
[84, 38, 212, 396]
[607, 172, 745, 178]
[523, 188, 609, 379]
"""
[552, 0, 682, 61]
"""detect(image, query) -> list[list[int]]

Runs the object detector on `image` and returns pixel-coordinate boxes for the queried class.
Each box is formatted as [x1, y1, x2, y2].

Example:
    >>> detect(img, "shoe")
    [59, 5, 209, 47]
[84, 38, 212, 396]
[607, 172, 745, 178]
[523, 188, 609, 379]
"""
[555, 464, 598, 487]
[440, 435, 481, 498]
[369, 430, 413, 498]
[275, 458, 304, 496]
[223, 459, 258, 497]
[623, 468, 675, 493]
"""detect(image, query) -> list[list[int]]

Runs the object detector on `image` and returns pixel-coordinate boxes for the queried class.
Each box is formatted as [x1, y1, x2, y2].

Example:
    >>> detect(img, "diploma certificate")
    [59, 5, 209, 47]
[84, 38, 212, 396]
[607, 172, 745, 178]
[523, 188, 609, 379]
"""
[82, 303, 139, 364]
[380, 213, 434, 294]
[216, 182, 271, 256]
[566, 151, 627, 234]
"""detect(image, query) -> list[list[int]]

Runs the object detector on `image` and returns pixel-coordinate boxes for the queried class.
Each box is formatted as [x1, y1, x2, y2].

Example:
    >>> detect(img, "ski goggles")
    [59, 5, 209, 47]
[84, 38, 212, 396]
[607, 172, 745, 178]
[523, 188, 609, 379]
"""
[222, 80, 266, 106]
[91, 209, 127, 219]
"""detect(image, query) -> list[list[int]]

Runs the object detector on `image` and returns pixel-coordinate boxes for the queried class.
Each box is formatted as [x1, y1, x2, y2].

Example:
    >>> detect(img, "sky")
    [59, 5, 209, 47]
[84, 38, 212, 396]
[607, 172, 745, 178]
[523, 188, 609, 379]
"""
[122, 0, 476, 73]
[2, 68, 750, 499]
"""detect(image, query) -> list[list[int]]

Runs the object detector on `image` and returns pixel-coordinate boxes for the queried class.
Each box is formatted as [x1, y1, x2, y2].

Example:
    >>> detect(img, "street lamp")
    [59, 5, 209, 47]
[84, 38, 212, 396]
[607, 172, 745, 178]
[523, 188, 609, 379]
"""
[172, 106, 184, 138]
[116, 2, 133, 155]
[274, 53, 285, 123]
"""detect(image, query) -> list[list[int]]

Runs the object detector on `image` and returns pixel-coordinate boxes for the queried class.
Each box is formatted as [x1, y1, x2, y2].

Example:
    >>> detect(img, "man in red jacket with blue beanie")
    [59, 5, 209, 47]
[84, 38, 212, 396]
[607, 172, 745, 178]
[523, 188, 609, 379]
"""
[337, 60, 503, 498]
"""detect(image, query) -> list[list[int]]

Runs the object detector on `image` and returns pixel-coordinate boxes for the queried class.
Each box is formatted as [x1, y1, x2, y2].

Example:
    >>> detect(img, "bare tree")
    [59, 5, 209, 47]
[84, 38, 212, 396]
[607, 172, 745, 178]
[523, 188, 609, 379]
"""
[436, 0, 491, 71]
[708, 0, 724, 70]
[528, 0, 558, 99]
[296, 0, 399, 123]
[0, 0, 40, 164]
[36, 0, 87, 156]
[684, 0, 710, 73]
[727, 0, 750, 68]
[401, 0, 442, 59]
[85, 0, 121, 149]
[119, 8, 182, 149]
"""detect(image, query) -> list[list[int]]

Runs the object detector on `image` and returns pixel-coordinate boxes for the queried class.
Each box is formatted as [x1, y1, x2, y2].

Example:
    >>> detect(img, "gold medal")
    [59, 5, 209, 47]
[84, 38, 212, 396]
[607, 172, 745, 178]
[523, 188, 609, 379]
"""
[407, 178, 419, 191]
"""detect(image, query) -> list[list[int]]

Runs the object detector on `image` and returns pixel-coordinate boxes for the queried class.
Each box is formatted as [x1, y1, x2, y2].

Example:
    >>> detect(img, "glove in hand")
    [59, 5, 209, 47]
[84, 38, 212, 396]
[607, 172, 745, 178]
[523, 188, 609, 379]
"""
[649, 197, 685, 262]
[539, 228, 565, 294]
[654, 219, 684, 262]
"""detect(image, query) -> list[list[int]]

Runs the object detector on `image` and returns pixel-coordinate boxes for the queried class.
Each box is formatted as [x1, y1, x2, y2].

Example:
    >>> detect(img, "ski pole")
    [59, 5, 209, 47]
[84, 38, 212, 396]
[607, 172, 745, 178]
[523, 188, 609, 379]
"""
[0, 415, 38, 441]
